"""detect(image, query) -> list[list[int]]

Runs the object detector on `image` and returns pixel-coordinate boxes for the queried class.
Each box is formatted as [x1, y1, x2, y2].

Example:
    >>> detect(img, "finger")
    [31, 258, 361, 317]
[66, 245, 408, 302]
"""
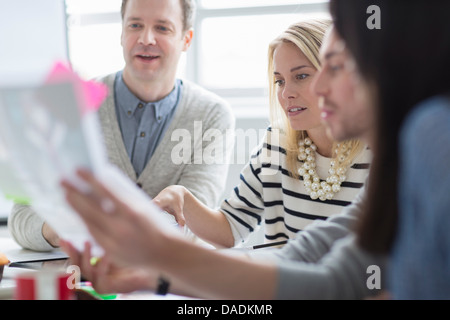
[61, 174, 117, 218]
[63, 181, 110, 230]
[61, 178, 107, 216]
[65, 191, 116, 252]
[81, 242, 95, 280]
[96, 254, 111, 278]
[60, 239, 81, 267]
[61, 178, 127, 265]
[63, 178, 139, 265]
[152, 198, 162, 209]
[76, 169, 129, 213]
[71, 170, 144, 224]
[169, 210, 185, 226]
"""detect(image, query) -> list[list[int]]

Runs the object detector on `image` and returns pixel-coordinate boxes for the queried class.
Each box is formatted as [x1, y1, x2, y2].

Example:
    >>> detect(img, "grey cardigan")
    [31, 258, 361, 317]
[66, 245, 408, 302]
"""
[8, 73, 235, 251]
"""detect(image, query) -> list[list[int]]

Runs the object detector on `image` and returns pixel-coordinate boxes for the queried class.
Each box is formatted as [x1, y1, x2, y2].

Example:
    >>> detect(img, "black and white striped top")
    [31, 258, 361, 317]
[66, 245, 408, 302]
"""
[220, 127, 371, 246]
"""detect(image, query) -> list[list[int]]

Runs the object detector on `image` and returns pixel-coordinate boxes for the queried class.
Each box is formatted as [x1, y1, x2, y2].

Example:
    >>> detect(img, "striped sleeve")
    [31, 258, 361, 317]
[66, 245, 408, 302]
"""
[220, 130, 272, 246]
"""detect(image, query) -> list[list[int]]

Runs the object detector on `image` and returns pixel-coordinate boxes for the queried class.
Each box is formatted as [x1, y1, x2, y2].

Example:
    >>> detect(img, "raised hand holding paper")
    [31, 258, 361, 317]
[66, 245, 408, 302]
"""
[0, 61, 178, 256]
[0, 62, 108, 254]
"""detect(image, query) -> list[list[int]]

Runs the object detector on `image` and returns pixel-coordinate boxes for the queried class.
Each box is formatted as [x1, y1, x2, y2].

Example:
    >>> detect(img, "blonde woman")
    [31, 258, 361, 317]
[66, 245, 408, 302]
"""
[153, 19, 371, 248]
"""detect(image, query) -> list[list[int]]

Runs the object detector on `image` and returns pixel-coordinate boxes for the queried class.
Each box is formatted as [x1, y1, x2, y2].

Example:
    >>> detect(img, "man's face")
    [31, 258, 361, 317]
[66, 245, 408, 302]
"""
[121, 0, 192, 86]
[312, 29, 374, 144]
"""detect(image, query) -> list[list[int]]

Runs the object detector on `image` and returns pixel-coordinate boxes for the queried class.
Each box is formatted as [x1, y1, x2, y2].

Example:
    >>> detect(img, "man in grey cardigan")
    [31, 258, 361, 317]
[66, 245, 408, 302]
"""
[8, 0, 234, 251]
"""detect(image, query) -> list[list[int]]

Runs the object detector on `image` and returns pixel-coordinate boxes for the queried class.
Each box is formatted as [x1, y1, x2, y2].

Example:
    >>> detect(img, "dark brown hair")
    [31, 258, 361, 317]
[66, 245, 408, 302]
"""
[329, 0, 450, 254]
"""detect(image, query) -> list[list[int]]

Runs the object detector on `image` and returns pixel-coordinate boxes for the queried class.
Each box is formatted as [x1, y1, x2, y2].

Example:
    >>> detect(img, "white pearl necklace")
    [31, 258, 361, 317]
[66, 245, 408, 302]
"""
[297, 137, 350, 201]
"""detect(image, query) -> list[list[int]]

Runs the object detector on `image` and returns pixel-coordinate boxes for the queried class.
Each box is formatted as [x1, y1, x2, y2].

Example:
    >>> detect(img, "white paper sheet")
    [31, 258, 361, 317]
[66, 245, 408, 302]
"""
[0, 82, 107, 255]
[0, 81, 179, 256]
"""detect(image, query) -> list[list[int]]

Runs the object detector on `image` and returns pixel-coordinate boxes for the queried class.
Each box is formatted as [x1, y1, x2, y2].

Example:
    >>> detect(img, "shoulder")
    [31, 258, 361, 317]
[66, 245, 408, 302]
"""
[95, 72, 118, 118]
[251, 126, 289, 160]
[401, 95, 450, 149]
[181, 80, 232, 114]
[351, 145, 372, 168]
[265, 126, 288, 147]
[400, 95, 450, 180]
[94, 72, 117, 90]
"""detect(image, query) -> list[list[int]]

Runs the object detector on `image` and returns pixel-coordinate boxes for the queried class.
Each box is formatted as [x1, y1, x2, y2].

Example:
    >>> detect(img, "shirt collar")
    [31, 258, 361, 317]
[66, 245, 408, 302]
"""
[115, 71, 181, 119]
[152, 79, 181, 120]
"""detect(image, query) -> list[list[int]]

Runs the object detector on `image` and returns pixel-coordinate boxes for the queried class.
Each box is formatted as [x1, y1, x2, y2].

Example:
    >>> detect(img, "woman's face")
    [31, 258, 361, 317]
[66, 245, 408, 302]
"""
[273, 41, 322, 132]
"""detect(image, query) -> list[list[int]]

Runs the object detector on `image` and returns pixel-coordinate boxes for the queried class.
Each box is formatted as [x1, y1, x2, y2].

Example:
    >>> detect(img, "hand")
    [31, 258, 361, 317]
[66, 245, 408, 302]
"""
[153, 185, 188, 226]
[60, 169, 170, 268]
[60, 240, 157, 294]
[42, 223, 60, 248]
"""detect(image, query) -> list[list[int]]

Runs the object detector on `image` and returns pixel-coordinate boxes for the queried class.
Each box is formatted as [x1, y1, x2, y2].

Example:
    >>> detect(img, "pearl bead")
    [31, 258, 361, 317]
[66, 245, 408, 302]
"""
[297, 137, 350, 202]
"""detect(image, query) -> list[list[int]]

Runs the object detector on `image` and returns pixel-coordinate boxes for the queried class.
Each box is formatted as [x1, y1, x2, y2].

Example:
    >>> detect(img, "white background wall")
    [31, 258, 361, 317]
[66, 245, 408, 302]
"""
[220, 116, 270, 246]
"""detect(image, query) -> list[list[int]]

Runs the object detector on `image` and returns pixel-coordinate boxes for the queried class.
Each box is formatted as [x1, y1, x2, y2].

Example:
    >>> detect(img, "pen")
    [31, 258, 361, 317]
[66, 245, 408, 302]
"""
[252, 240, 288, 250]
[79, 282, 117, 300]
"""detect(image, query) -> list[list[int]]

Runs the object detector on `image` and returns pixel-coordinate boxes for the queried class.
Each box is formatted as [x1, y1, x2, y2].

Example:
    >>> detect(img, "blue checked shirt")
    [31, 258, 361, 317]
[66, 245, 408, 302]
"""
[114, 71, 182, 176]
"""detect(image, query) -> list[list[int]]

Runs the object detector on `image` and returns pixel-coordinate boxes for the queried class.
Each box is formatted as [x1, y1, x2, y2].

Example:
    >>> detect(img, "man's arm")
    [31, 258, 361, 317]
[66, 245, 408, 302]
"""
[8, 204, 56, 251]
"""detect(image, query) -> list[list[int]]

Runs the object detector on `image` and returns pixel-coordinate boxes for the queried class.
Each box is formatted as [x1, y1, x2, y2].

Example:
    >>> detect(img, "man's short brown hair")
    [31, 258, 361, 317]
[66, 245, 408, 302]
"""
[121, 0, 196, 31]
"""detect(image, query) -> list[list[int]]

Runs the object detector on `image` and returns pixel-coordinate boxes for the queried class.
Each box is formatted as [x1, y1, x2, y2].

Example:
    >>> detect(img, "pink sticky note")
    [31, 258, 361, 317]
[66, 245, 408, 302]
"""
[45, 61, 108, 114]
[82, 80, 108, 112]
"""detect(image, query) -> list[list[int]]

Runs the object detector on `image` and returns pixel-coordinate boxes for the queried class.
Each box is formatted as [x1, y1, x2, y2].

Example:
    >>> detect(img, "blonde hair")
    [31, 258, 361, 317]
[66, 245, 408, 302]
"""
[268, 19, 364, 178]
